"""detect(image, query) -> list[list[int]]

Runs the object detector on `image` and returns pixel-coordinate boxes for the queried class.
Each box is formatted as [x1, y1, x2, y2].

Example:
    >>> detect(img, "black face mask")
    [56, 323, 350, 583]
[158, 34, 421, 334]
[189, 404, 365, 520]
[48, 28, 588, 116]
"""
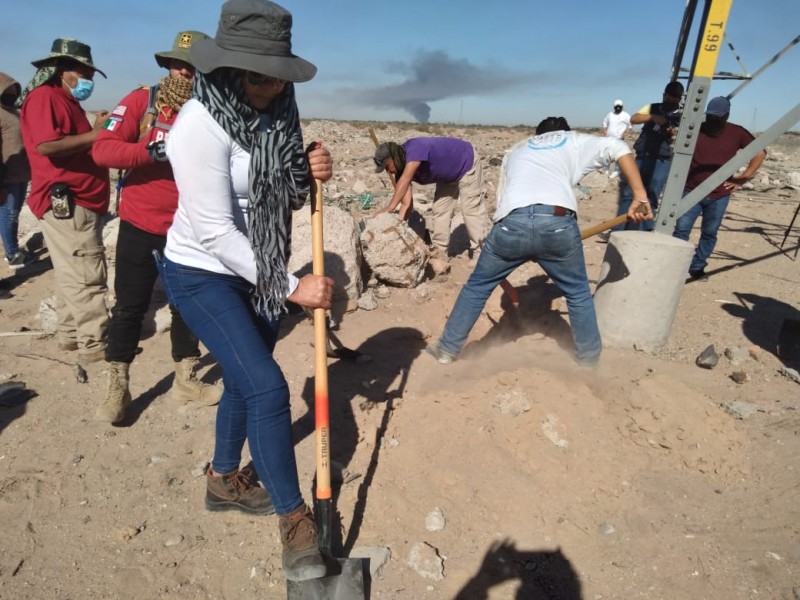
[662, 99, 680, 112]
[613, 106, 623, 114]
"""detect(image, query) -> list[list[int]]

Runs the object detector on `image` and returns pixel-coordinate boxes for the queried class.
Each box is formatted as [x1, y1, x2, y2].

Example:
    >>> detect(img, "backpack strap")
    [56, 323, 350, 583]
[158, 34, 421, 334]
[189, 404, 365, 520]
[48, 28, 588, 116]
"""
[137, 84, 159, 141]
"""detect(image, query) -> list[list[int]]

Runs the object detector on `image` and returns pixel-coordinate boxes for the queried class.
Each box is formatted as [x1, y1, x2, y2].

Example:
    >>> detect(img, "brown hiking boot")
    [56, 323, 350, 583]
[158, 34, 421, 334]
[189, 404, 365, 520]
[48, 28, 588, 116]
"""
[279, 504, 326, 581]
[173, 357, 222, 406]
[94, 361, 132, 423]
[205, 463, 274, 515]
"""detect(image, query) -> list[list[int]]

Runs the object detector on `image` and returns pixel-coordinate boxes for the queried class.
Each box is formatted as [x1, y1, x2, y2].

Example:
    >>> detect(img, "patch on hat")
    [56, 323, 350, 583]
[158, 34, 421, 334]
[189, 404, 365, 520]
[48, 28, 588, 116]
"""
[178, 33, 194, 48]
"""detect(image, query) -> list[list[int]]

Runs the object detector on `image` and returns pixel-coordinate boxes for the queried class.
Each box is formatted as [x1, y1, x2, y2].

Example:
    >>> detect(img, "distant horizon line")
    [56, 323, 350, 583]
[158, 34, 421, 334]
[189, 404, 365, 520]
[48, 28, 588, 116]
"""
[79, 109, 796, 135]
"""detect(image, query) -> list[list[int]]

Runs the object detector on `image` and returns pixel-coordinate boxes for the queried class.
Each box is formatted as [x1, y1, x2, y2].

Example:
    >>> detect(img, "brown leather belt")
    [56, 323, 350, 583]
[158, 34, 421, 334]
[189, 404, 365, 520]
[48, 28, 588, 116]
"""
[548, 205, 574, 216]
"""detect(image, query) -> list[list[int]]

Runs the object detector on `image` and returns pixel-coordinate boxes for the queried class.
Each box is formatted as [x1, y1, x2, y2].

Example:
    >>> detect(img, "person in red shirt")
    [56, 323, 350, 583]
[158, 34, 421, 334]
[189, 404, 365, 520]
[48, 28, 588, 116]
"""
[672, 96, 766, 281]
[18, 38, 110, 363]
[92, 31, 221, 424]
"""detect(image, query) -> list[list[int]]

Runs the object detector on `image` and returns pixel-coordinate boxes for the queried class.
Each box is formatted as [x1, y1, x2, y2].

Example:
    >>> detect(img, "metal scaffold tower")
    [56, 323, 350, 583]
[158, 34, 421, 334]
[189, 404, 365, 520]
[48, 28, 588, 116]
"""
[654, 0, 800, 235]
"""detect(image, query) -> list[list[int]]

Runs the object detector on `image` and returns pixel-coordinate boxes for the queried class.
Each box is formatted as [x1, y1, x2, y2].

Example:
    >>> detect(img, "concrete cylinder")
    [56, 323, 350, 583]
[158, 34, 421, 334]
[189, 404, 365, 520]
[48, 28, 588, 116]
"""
[594, 231, 694, 352]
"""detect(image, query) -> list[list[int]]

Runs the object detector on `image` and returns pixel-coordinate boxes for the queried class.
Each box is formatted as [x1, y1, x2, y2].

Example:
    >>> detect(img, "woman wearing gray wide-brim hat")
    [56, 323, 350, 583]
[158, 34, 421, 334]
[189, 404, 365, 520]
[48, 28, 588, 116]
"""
[157, 0, 332, 584]
[190, 0, 317, 82]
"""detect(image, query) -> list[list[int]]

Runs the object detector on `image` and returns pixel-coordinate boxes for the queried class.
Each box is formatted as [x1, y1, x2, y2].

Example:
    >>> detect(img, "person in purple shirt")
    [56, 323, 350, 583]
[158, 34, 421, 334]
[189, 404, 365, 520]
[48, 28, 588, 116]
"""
[373, 136, 489, 258]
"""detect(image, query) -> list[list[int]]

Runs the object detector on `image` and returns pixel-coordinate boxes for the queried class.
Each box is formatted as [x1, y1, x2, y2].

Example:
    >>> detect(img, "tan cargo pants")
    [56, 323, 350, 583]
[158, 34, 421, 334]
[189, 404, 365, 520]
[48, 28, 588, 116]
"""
[430, 146, 490, 256]
[41, 205, 109, 355]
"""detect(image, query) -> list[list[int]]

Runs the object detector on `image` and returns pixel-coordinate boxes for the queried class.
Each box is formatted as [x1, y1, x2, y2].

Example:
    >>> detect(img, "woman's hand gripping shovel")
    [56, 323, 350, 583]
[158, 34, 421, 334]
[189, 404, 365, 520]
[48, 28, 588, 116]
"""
[287, 180, 366, 600]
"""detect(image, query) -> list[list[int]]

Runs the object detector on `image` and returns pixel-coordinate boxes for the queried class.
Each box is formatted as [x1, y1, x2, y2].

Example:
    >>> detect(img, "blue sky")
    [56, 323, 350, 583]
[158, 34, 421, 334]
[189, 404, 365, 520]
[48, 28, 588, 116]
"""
[2, 1, 798, 132]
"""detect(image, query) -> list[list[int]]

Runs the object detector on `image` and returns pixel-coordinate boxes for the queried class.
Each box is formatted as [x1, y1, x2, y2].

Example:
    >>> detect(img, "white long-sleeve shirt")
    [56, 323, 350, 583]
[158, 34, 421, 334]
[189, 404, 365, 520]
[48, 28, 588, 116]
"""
[494, 131, 631, 221]
[164, 99, 298, 295]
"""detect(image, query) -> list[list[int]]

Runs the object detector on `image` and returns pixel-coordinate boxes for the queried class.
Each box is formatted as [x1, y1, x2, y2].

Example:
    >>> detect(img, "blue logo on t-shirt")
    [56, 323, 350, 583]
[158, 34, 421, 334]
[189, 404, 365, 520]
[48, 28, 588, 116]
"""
[528, 132, 568, 150]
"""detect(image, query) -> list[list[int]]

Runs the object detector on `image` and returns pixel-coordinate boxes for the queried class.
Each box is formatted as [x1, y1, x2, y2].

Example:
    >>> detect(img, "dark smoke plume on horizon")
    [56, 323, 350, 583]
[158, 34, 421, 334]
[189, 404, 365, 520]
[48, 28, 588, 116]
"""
[353, 50, 535, 123]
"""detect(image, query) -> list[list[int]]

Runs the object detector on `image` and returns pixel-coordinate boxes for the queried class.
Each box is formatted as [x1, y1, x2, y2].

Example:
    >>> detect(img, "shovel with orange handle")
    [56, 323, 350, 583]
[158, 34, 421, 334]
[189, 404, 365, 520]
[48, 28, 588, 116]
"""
[287, 179, 367, 599]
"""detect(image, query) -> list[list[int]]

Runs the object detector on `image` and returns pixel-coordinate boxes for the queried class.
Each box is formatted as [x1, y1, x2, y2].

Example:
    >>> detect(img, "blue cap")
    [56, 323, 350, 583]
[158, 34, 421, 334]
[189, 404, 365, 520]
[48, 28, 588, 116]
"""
[706, 96, 731, 117]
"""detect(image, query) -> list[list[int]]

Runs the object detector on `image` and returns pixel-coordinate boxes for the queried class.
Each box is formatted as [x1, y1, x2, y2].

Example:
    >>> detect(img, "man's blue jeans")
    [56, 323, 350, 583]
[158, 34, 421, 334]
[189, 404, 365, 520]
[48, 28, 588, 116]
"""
[158, 255, 303, 515]
[0, 182, 27, 259]
[438, 205, 602, 364]
[614, 155, 671, 232]
[672, 194, 730, 273]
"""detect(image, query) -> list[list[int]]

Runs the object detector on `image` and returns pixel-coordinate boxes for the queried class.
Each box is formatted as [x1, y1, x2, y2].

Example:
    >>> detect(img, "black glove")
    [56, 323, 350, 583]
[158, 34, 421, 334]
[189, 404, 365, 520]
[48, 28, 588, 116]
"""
[146, 140, 168, 163]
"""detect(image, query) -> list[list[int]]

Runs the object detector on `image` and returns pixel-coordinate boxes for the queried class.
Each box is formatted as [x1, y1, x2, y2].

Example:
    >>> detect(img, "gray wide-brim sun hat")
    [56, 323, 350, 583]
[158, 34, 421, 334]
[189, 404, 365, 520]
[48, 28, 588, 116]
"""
[190, 0, 317, 82]
[31, 38, 107, 78]
[155, 31, 209, 69]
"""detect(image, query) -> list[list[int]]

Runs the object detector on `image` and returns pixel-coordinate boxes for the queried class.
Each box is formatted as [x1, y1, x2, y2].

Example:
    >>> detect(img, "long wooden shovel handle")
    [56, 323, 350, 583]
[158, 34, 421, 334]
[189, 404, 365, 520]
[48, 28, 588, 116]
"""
[311, 179, 331, 501]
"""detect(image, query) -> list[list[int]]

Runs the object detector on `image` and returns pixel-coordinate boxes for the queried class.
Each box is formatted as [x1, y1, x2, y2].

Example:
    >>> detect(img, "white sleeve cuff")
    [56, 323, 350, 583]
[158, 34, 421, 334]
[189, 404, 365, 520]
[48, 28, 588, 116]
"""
[286, 272, 299, 298]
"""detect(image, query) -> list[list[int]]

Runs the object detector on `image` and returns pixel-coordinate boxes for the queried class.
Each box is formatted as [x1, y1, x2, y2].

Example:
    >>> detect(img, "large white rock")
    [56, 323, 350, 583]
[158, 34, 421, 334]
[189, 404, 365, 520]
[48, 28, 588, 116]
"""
[360, 213, 429, 288]
[288, 203, 363, 310]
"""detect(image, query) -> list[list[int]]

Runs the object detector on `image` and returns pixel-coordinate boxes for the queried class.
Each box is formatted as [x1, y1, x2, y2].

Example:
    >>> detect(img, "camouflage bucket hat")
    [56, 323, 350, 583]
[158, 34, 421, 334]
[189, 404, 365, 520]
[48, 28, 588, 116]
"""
[31, 38, 106, 78]
[155, 31, 210, 69]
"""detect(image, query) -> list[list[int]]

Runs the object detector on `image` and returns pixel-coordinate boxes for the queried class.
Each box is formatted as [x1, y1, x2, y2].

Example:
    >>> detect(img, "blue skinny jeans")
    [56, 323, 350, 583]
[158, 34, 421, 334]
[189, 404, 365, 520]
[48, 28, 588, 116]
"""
[158, 254, 303, 515]
[0, 182, 27, 258]
[672, 194, 731, 273]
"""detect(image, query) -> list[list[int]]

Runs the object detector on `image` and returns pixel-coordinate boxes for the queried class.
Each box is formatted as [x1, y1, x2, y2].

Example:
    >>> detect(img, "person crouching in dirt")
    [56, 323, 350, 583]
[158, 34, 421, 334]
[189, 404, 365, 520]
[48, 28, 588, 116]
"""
[156, 0, 334, 583]
[92, 31, 221, 424]
[373, 136, 490, 259]
[427, 116, 652, 366]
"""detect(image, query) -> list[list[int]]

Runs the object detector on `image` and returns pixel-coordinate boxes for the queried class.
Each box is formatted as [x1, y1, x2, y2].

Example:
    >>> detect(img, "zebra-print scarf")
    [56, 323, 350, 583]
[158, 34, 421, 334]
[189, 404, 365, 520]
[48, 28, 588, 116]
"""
[193, 69, 309, 319]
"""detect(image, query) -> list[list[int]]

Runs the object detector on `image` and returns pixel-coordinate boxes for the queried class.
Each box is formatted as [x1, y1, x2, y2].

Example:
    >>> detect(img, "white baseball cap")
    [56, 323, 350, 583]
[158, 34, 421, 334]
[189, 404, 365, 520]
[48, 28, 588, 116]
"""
[613, 99, 624, 107]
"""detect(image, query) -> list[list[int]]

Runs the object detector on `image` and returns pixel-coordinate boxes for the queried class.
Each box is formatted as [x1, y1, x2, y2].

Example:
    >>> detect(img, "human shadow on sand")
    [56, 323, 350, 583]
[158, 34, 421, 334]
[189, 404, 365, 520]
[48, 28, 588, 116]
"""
[291, 326, 425, 556]
[721, 292, 800, 370]
[3, 236, 53, 293]
[0, 383, 37, 437]
[456, 539, 582, 600]
[116, 371, 175, 427]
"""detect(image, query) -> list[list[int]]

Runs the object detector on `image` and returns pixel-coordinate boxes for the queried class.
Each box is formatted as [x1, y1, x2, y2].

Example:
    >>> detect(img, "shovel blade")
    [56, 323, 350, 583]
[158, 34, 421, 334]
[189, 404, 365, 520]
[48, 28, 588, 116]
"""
[286, 557, 366, 600]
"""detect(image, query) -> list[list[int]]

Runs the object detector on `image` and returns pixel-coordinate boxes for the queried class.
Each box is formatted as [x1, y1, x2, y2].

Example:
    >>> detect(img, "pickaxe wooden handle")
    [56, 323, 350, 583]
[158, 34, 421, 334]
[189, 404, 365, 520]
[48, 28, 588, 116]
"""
[580, 214, 628, 239]
[368, 127, 396, 188]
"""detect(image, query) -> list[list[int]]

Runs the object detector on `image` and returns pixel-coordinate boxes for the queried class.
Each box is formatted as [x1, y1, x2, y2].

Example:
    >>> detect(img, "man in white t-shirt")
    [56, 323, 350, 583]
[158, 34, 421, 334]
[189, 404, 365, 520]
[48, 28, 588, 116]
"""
[602, 99, 631, 177]
[427, 116, 651, 367]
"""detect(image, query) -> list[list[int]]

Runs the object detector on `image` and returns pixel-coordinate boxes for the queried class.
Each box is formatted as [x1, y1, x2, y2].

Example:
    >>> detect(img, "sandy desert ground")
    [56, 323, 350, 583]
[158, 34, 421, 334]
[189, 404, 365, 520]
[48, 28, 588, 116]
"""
[0, 120, 799, 600]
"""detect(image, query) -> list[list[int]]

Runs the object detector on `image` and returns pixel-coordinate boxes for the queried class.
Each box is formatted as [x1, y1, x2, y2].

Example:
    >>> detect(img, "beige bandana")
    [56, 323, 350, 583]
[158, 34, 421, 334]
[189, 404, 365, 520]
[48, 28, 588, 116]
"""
[156, 75, 192, 112]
